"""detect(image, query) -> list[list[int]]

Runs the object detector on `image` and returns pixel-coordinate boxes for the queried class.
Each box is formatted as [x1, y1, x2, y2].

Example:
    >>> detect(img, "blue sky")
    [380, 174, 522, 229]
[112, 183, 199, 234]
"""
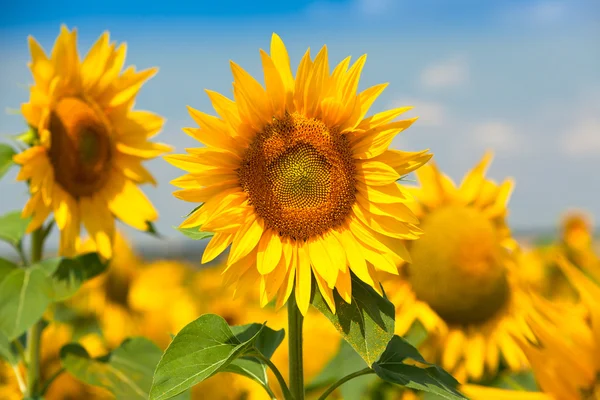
[0, 0, 599, 247]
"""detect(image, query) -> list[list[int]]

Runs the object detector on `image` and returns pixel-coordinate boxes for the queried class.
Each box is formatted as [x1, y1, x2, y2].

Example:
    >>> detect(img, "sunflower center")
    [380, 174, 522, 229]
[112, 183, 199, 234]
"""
[238, 112, 356, 240]
[406, 205, 509, 324]
[48, 97, 113, 198]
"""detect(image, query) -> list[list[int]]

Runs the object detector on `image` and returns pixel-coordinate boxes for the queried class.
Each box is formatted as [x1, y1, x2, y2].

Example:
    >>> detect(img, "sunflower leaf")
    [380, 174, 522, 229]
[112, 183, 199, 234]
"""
[0, 211, 30, 249]
[150, 314, 284, 400]
[0, 266, 52, 340]
[0, 330, 18, 365]
[372, 335, 466, 400]
[312, 273, 395, 365]
[60, 337, 191, 400]
[145, 221, 162, 238]
[34, 252, 108, 302]
[174, 226, 214, 241]
[0, 144, 16, 181]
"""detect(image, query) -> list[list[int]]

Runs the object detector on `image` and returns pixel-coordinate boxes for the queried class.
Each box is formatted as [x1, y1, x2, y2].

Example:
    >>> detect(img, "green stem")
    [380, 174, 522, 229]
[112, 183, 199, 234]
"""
[288, 292, 304, 400]
[40, 367, 65, 396]
[12, 339, 27, 368]
[16, 241, 28, 266]
[256, 353, 294, 400]
[317, 368, 375, 400]
[25, 227, 45, 397]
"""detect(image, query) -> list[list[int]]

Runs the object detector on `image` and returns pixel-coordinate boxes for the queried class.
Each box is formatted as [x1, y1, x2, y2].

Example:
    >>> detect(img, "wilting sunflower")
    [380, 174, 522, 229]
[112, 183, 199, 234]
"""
[166, 33, 431, 314]
[14, 25, 170, 258]
[463, 256, 600, 400]
[384, 152, 535, 382]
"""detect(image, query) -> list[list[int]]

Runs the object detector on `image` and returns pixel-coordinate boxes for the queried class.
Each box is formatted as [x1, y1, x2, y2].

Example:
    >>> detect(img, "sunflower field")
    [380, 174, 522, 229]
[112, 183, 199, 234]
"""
[0, 7, 599, 400]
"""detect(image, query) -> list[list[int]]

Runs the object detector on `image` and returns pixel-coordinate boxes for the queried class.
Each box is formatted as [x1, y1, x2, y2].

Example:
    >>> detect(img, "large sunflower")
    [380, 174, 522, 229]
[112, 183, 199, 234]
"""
[166, 33, 431, 314]
[14, 25, 170, 258]
[384, 152, 534, 382]
[463, 256, 600, 400]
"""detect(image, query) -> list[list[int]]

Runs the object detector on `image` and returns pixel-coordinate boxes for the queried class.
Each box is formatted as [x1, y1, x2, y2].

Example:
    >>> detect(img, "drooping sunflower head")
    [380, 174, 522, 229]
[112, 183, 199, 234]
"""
[166, 33, 432, 314]
[384, 152, 537, 382]
[14, 25, 171, 259]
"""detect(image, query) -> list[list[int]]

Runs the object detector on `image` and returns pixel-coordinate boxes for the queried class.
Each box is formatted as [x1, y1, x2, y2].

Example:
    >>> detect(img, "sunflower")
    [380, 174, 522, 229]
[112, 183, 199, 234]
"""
[166, 33, 431, 314]
[559, 211, 600, 279]
[0, 323, 109, 400]
[464, 256, 600, 400]
[192, 265, 341, 400]
[383, 152, 535, 382]
[14, 25, 170, 259]
[66, 232, 199, 349]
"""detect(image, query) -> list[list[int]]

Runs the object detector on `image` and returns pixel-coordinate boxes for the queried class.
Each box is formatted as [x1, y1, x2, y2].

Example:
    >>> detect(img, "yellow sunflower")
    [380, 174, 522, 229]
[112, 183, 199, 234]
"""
[14, 25, 170, 259]
[166, 33, 431, 314]
[559, 210, 600, 280]
[384, 152, 535, 382]
[67, 232, 199, 349]
[192, 265, 341, 400]
[464, 256, 600, 400]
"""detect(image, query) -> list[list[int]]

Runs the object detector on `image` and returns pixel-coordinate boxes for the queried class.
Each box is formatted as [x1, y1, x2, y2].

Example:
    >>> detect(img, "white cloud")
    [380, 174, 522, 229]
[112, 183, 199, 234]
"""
[561, 117, 600, 156]
[471, 121, 523, 153]
[420, 57, 469, 89]
[390, 99, 446, 127]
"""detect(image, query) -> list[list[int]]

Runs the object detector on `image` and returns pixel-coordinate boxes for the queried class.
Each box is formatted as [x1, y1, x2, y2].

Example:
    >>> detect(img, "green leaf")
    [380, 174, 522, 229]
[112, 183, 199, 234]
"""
[372, 336, 465, 400]
[222, 323, 286, 392]
[312, 274, 395, 365]
[145, 221, 162, 238]
[0, 258, 18, 283]
[0, 267, 52, 340]
[13, 127, 38, 146]
[308, 340, 377, 400]
[0, 330, 18, 364]
[174, 226, 214, 240]
[52, 304, 103, 341]
[403, 320, 428, 348]
[488, 370, 539, 392]
[36, 253, 108, 301]
[0, 211, 30, 248]
[150, 314, 284, 400]
[60, 337, 191, 400]
[0, 144, 16, 180]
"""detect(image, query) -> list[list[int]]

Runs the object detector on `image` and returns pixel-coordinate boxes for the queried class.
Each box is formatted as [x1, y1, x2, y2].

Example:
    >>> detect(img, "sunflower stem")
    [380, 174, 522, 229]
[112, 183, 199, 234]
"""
[317, 368, 374, 400]
[288, 292, 305, 400]
[25, 227, 45, 397]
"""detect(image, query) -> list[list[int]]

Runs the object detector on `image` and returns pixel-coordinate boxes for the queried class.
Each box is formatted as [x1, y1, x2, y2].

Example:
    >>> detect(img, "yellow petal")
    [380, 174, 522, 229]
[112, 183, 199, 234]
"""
[260, 49, 286, 118]
[257, 229, 283, 275]
[313, 268, 336, 313]
[295, 244, 312, 315]
[336, 228, 373, 287]
[202, 232, 234, 264]
[80, 195, 115, 259]
[307, 236, 338, 288]
[102, 170, 157, 230]
[459, 151, 494, 204]
[356, 160, 401, 186]
[351, 118, 418, 159]
[270, 33, 295, 93]
[335, 268, 352, 304]
[228, 215, 265, 265]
